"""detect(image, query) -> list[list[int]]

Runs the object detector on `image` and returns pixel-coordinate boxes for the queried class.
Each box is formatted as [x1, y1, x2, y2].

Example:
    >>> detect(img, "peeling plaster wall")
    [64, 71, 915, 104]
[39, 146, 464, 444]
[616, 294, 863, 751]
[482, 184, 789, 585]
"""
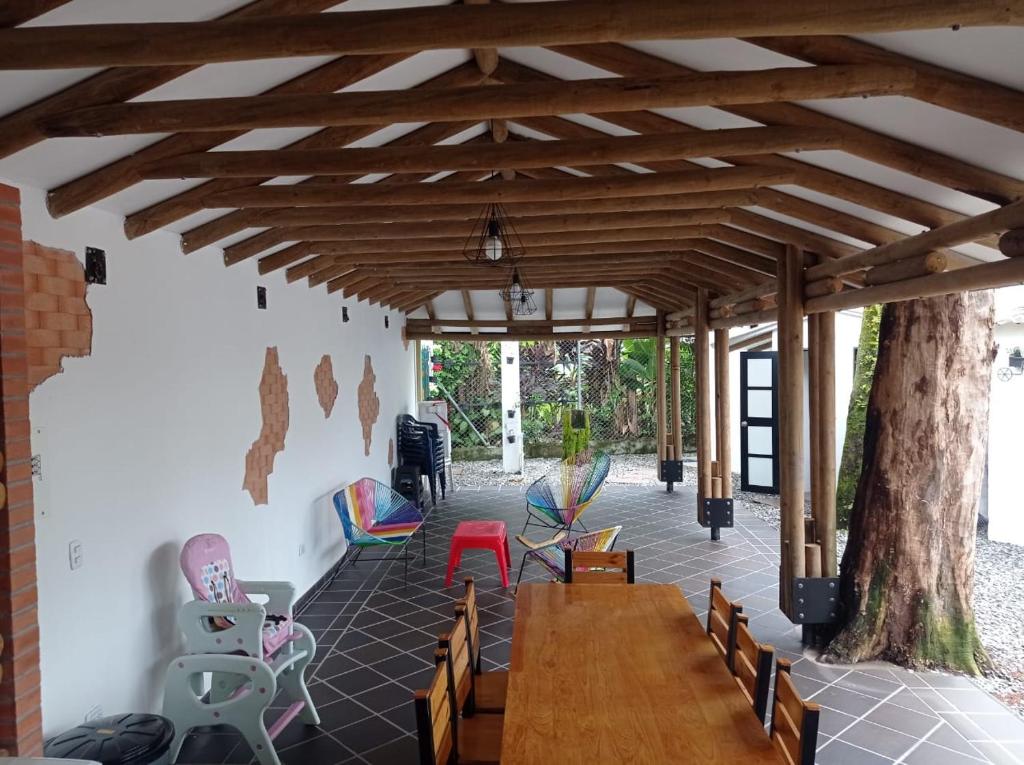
[7, 181, 416, 735]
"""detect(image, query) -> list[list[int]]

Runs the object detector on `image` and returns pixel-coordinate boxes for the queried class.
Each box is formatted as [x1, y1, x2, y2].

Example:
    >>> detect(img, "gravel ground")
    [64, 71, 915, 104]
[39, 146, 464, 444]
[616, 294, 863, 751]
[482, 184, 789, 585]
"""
[450, 453, 689, 489]
[455, 457, 1024, 717]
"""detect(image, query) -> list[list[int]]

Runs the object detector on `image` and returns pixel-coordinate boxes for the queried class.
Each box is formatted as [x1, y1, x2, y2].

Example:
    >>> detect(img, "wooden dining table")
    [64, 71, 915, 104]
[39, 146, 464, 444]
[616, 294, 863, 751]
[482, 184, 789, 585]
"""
[501, 583, 785, 763]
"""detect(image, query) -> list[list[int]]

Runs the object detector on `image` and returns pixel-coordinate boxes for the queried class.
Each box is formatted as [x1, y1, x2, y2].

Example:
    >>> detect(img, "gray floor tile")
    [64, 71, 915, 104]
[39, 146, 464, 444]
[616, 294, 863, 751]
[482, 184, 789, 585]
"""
[815, 738, 896, 764]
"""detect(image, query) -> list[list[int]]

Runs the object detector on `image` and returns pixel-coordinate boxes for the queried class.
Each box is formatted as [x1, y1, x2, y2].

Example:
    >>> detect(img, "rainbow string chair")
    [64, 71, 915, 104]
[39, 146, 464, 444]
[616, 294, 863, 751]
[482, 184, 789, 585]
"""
[522, 450, 611, 535]
[514, 525, 623, 591]
[333, 477, 426, 585]
[163, 534, 319, 765]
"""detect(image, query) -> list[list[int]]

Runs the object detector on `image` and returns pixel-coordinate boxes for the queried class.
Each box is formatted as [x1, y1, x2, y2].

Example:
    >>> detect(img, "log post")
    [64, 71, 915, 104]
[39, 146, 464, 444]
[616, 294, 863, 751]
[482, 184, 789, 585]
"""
[656, 311, 667, 484]
[695, 288, 712, 503]
[670, 335, 683, 471]
[818, 310, 838, 576]
[808, 312, 822, 567]
[714, 327, 732, 500]
[778, 244, 806, 617]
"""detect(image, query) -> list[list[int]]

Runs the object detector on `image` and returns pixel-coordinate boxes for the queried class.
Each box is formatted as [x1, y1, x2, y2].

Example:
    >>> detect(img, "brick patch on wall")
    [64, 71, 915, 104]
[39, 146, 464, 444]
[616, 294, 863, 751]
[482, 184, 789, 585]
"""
[313, 354, 338, 418]
[0, 183, 43, 756]
[357, 355, 379, 457]
[243, 347, 289, 506]
[22, 241, 92, 389]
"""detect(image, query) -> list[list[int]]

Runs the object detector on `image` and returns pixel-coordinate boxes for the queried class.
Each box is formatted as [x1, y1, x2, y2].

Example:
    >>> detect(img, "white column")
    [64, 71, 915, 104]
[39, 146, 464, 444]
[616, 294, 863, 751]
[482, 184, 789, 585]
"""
[500, 341, 524, 474]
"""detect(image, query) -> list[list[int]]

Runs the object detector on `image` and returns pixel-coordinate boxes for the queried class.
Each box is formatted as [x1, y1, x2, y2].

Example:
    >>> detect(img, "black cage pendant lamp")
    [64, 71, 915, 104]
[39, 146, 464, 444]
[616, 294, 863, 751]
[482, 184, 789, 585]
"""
[462, 201, 525, 266]
[499, 267, 537, 316]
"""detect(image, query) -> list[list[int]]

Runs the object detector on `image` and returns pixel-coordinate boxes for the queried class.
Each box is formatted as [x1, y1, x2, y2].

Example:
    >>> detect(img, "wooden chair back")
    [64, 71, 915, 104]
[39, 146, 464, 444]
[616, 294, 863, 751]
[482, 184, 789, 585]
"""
[706, 578, 742, 669]
[563, 549, 635, 583]
[732, 614, 775, 723]
[770, 658, 821, 765]
[457, 577, 482, 672]
[438, 613, 474, 714]
[413, 647, 454, 765]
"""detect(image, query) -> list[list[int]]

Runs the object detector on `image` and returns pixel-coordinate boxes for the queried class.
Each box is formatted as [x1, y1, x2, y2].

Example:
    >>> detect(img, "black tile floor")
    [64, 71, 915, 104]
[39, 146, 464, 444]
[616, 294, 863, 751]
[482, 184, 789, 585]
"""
[177, 484, 1024, 765]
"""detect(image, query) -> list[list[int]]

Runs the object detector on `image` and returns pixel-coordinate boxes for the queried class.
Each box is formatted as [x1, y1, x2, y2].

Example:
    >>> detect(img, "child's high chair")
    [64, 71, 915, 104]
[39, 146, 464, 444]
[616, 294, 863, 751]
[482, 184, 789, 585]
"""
[163, 533, 319, 765]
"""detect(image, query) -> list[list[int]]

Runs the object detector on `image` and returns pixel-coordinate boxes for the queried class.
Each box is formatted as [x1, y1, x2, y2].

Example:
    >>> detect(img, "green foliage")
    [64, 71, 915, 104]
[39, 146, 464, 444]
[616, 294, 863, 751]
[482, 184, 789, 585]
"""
[432, 337, 697, 450]
[836, 306, 882, 527]
[561, 409, 591, 459]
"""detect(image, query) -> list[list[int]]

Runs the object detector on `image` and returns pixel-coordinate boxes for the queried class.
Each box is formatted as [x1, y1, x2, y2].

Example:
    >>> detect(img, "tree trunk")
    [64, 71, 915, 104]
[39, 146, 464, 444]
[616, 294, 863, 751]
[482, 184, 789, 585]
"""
[836, 304, 882, 528]
[825, 292, 995, 675]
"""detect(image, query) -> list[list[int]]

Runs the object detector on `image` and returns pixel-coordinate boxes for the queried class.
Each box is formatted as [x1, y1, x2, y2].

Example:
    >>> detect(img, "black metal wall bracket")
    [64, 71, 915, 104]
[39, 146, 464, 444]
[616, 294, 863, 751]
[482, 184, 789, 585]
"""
[790, 576, 841, 624]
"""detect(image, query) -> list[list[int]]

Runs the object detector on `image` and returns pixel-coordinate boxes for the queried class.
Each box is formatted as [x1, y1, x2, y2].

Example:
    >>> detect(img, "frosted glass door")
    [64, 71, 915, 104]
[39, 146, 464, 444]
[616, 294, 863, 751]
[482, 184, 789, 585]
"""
[740, 351, 779, 494]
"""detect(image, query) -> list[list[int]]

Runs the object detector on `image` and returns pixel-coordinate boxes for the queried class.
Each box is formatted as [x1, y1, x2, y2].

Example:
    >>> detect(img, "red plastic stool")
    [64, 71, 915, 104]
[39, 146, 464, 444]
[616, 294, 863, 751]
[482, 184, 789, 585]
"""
[445, 520, 511, 588]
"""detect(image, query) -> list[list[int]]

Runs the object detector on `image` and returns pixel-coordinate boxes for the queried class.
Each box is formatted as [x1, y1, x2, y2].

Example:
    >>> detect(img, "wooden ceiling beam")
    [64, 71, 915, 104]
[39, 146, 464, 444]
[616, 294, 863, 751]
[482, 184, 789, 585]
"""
[0, 1, 73, 27]
[298, 253, 706, 285]
[465, 0, 498, 76]
[242, 189, 761, 228]
[202, 166, 792, 208]
[122, 64, 485, 239]
[141, 126, 846, 178]
[0, 0, 344, 159]
[45, 51, 410, 217]
[502, 62, 1003, 249]
[267, 208, 734, 241]
[550, 44, 1024, 208]
[625, 294, 637, 318]
[749, 35, 1024, 134]
[2, 1, 1016, 69]
[544, 289, 554, 321]
[40, 65, 914, 136]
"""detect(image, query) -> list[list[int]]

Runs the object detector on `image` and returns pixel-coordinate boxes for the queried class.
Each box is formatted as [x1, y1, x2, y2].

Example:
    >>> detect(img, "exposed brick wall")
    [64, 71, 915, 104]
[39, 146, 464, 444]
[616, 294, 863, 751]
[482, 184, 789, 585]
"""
[0, 183, 43, 756]
[243, 347, 289, 506]
[357, 355, 380, 457]
[22, 241, 91, 389]
[313, 354, 337, 418]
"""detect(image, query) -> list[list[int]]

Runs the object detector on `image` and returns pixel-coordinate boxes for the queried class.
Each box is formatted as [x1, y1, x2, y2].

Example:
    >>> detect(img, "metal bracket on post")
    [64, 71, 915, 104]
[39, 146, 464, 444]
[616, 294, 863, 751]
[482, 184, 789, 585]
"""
[789, 577, 841, 624]
[699, 497, 733, 540]
[660, 460, 683, 492]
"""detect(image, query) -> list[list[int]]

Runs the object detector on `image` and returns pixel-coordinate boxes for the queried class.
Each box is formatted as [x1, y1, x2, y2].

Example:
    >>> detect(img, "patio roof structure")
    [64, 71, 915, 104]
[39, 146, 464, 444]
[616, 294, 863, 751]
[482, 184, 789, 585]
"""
[0, 0, 1023, 759]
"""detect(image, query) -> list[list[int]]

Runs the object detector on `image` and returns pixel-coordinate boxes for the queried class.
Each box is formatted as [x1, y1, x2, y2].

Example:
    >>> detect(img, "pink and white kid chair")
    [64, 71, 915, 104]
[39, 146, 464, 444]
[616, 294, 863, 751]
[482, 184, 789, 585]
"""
[162, 533, 319, 765]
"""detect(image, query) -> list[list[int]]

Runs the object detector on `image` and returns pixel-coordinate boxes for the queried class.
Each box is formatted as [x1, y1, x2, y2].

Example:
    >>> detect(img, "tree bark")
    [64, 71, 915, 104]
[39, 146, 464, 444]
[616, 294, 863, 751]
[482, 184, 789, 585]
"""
[825, 291, 995, 674]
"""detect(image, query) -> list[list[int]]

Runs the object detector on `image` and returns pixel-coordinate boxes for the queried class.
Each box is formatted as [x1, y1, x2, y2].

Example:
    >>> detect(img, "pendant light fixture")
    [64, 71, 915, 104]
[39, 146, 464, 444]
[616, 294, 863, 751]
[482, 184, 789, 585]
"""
[462, 201, 524, 266]
[499, 267, 537, 316]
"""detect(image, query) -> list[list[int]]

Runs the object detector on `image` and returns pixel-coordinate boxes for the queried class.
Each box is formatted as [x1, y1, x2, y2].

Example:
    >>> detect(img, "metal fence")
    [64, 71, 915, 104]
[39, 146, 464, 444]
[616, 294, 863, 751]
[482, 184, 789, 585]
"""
[430, 338, 694, 455]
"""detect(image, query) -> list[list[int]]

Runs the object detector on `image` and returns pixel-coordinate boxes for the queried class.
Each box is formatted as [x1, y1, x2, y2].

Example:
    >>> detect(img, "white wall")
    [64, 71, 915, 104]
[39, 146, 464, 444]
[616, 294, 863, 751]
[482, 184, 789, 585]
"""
[714, 310, 861, 489]
[9, 181, 416, 734]
[987, 287, 1024, 545]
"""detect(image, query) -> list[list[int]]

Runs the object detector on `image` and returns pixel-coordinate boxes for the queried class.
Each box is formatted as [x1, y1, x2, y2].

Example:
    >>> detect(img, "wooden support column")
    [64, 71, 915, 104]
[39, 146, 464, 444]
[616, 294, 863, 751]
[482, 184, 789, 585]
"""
[695, 288, 712, 502]
[670, 336, 682, 466]
[818, 310, 838, 576]
[808, 312, 822, 571]
[778, 244, 806, 618]
[656, 311, 667, 482]
[714, 327, 732, 500]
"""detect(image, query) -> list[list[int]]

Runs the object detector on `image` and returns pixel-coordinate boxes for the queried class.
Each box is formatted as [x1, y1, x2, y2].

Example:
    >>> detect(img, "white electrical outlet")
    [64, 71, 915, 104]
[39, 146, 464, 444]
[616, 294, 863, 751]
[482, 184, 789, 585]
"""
[69, 540, 83, 570]
[85, 705, 102, 722]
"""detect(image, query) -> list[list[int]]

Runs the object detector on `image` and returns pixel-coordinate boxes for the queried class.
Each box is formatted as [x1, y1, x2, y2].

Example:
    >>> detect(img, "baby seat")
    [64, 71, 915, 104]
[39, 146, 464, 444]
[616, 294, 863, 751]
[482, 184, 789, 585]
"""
[163, 534, 320, 765]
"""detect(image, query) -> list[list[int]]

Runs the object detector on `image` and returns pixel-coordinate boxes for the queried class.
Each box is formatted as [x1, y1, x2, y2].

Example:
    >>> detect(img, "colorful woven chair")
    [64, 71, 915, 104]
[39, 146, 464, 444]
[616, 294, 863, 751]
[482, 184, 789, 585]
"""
[164, 534, 319, 765]
[522, 450, 611, 535]
[514, 525, 623, 591]
[333, 477, 426, 585]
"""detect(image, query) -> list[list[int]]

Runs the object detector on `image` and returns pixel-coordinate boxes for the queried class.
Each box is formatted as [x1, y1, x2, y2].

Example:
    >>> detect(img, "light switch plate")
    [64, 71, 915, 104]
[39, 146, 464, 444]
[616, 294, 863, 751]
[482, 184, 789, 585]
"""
[69, 539, 83, 570]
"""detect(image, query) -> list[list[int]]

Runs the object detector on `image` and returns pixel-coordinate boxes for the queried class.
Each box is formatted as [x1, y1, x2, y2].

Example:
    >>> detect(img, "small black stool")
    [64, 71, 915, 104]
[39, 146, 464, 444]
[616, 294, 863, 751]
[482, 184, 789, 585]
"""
[45, 713, 174, 765]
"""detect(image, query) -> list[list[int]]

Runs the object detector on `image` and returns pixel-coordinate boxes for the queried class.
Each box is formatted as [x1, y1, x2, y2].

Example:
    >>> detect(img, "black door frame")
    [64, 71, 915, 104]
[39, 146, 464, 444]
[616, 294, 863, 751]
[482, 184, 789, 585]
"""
[739, 351, 780, 494]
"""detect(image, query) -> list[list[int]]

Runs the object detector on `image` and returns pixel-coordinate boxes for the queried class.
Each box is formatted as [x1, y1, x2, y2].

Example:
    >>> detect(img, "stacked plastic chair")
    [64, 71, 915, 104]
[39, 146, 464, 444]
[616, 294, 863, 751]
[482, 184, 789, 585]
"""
[164, 534, 319, 765]
[396, 414, 446, 506]
[333, 477, 426, 585]
[523, 450, 611, 535]
[515, 525, 623, 591]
